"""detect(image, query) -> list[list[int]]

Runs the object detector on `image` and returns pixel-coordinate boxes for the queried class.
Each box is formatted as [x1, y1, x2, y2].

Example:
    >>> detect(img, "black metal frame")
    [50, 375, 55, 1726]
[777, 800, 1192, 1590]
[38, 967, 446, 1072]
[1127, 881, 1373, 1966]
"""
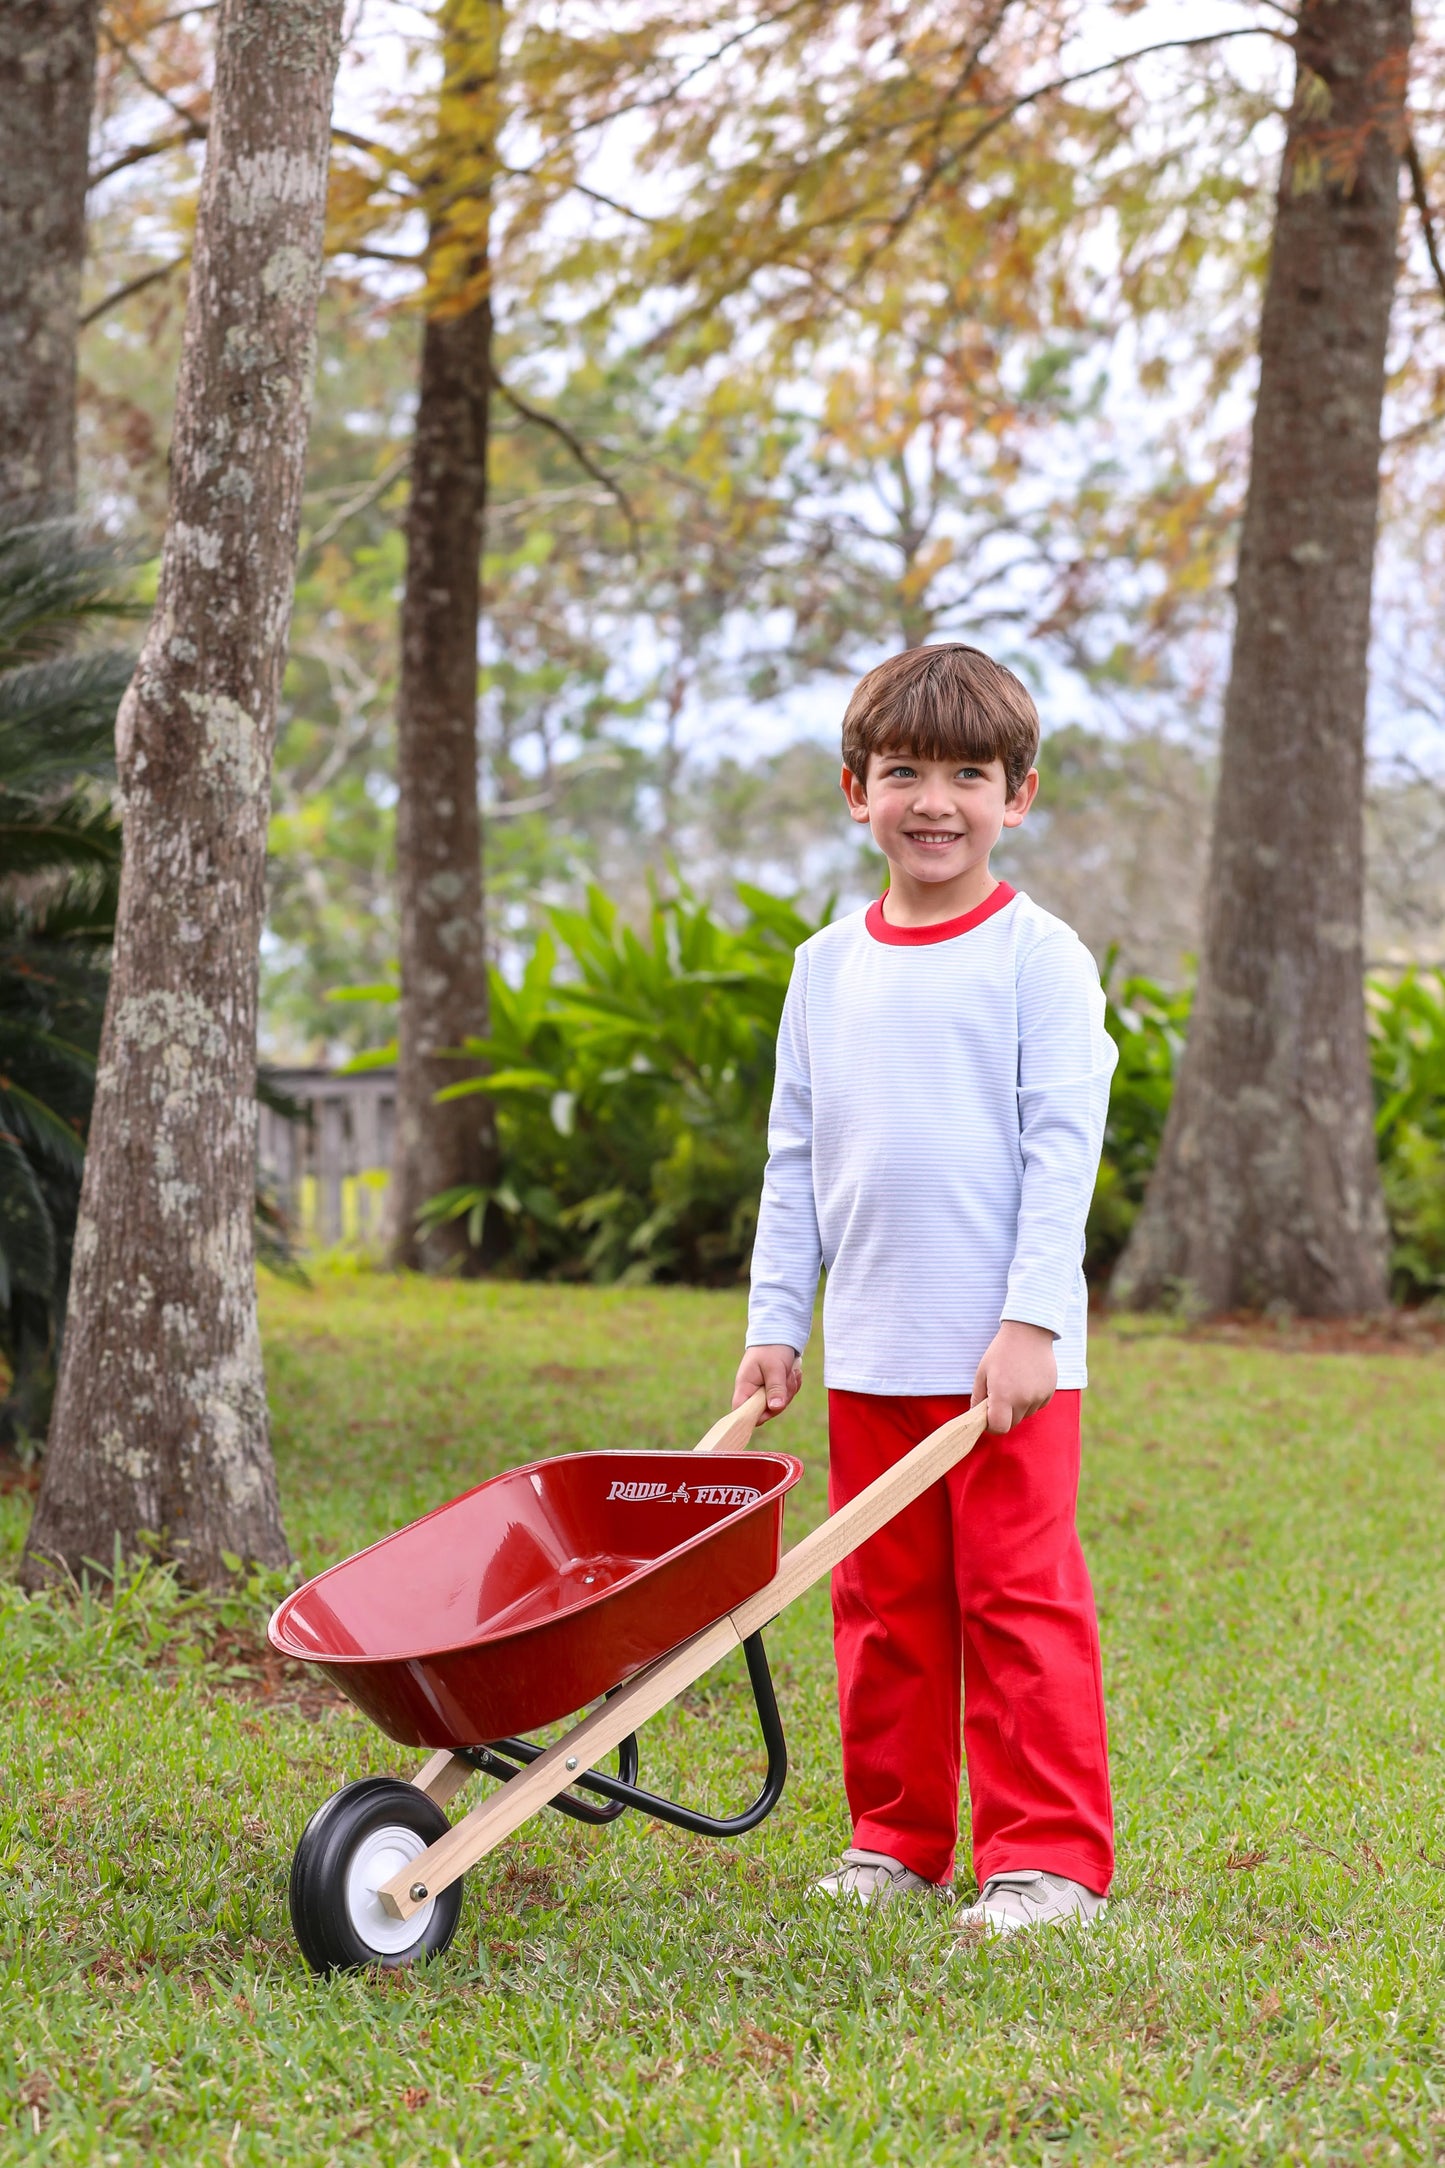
[459, 1728, 640, 1826]
[458, 1631, 787, 1838]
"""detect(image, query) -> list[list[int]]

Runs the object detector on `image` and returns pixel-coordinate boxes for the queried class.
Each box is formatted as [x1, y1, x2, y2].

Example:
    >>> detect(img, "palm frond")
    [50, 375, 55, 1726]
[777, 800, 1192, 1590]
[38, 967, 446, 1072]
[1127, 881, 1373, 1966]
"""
[0, 509, 132, 1384]
[0, 1129, 58, 1308]
[0, 1081, 87, 1175]
[0, 790, 123, 880]
[0, 1017, 97, 1128]
[0, 650, 132, 787]
[0, 864, 119, 944]
[0, 515, 141, 665]
[0, 940, 110, 1018]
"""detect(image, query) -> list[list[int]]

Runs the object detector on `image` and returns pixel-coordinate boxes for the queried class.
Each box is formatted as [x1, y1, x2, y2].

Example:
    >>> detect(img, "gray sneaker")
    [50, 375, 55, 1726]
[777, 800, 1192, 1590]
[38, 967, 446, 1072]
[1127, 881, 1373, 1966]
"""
[958, 1870, 1106, 1936]
[814, 1847, 945, 1906]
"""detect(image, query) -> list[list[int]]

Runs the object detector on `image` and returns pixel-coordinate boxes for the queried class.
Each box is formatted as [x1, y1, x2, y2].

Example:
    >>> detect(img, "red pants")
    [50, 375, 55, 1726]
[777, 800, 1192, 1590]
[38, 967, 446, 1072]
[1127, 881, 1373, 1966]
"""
[828, 1389, 1113, 1893]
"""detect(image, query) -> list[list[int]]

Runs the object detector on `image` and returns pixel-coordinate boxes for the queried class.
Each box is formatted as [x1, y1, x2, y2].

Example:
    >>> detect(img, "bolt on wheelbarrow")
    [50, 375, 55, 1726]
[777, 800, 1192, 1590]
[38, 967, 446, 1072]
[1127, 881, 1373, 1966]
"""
[270, 1390, 990, 1972]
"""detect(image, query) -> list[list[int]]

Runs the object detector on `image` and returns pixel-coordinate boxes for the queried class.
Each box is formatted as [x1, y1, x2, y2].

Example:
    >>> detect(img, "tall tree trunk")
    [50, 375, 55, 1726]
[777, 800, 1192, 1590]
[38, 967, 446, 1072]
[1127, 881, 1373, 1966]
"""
[1114, 0, 1409, 1318]
[22, 0, 345, 1588]
[391, 2, 501, 1272]
[0, 0, 99, 507]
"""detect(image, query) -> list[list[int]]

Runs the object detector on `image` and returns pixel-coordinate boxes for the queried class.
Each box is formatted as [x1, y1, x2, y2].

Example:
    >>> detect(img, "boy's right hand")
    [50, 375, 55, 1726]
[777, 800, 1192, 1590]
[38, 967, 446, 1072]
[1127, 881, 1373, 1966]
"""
[733, 1345, 802, 1421]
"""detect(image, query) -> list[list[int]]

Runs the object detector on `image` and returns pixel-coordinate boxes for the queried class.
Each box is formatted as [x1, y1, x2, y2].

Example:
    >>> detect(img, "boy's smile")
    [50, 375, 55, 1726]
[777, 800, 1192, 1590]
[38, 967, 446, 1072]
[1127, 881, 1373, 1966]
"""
[841, 748, 1038, 927]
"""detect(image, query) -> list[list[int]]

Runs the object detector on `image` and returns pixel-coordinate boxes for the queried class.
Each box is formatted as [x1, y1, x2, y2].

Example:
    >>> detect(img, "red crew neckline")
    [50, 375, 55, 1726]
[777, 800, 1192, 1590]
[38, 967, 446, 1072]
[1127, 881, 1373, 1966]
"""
[864, 880, 1016, 947]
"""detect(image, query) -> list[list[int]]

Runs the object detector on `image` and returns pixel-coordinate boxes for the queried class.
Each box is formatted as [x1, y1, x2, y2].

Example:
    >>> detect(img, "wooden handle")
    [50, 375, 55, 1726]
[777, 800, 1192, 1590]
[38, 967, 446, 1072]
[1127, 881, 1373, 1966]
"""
[380, 1396, 990, 1920]
[383, 1617, 744, 1917]
[692, 1387, 767, 1455]
[730, 1399, 988, 1636]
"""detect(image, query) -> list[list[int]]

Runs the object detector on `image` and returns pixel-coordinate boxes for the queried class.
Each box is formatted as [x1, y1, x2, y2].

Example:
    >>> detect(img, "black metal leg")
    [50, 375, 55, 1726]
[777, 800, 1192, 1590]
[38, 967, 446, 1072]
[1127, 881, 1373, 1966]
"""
[462, 1632, 788, 1840]
[459, 1727, 640, 1826]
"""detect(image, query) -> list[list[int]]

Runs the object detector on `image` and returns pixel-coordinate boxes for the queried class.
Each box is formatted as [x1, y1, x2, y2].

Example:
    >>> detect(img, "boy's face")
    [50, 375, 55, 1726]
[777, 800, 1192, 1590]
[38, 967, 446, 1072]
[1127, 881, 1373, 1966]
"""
[840, 748, 1038, 889]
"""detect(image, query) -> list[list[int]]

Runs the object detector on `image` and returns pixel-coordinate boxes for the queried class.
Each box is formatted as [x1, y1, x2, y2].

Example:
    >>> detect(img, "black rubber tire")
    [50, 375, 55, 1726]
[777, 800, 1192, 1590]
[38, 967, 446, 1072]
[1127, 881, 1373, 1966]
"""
[288, 1778, 463, 1975]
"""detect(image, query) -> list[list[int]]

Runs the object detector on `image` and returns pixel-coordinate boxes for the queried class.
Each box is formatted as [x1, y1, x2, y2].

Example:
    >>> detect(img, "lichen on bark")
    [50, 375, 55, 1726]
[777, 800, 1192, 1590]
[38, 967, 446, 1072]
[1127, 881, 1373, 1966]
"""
[0, 0, 98, 507]
[1114, 0, 1409, 1319]
[22, 0, 347, 1589]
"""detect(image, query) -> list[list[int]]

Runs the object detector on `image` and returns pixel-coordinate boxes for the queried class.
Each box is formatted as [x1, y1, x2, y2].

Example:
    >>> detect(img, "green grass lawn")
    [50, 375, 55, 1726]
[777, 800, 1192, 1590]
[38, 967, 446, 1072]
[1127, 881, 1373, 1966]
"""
[6, 1274, 1445, 2164]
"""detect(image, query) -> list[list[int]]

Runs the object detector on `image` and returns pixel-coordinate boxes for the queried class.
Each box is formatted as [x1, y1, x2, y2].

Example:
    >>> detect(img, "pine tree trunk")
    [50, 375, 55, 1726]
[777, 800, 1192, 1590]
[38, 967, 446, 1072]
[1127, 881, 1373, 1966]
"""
[1114, 0, 1409, 1317]
[22, 0, 345, 1588]
[390, 10, 501, 1272]
[0, 0, 99, 507]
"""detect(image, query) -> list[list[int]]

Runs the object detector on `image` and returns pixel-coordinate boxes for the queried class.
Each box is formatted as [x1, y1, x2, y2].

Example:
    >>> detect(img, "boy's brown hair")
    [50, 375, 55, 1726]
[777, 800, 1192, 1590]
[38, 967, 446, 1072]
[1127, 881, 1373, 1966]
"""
[841, 643, 1040, 798]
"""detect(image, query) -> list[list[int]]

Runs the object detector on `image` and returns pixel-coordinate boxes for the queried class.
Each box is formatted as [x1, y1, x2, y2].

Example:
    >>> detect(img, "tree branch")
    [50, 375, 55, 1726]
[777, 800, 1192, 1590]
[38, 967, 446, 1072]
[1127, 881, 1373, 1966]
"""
[847, 25, 1290, 289]
[89, 122, 205, 190]
[80, 255, 189, 327]
[647, 23, 1288, 356]
[1385, 411, 1445, 450]
[90, 89, 393, 198]
[492, 381, 640, 551]
[142, 3, 220, 24]
[298, 452, 411, 566]
[326, 245, 426, 268]
[94, 115, 412, 196]
[516, 0, 820, 158]
[331, 125, 396, 162]
[1406, 134, 1445, 316]
[99, 20, 209, 134]
[559, 175, 660, 227]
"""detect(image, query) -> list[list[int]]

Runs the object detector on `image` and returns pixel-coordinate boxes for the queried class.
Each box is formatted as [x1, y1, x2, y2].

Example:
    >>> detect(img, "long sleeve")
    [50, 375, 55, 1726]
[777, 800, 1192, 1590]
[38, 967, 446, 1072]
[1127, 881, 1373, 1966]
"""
[747, 947, 823, 1353]
[1002, 932, 1117, 1339]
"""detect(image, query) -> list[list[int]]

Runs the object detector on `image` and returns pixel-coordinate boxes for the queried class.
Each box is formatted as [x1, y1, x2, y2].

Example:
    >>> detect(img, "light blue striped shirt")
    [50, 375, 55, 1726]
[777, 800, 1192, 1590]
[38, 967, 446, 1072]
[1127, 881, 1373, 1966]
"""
[746, 885, 1116, 1394]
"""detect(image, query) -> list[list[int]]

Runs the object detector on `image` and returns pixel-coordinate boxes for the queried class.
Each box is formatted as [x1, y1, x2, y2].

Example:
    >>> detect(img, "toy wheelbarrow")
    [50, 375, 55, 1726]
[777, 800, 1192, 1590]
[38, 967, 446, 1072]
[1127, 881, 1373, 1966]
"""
[269, 1391, 989, 1972]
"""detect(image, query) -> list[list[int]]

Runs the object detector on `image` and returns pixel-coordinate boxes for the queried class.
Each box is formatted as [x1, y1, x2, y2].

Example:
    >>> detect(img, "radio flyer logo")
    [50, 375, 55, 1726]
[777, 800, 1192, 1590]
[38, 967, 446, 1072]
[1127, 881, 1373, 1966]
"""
[605, 1478, 763, 1508]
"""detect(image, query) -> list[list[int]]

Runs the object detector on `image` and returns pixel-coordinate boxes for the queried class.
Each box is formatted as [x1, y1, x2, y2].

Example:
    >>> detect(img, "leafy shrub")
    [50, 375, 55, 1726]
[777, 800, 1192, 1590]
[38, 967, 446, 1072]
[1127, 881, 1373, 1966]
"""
[347, 895, 1445, 1305]
[1087, 965, 1445, 1300]
[402, 883, 825, 1284]
[352, 898, 1175, 1288]
[1087, 961, 1191, 1283]
[1369, 971, 1445, 1302]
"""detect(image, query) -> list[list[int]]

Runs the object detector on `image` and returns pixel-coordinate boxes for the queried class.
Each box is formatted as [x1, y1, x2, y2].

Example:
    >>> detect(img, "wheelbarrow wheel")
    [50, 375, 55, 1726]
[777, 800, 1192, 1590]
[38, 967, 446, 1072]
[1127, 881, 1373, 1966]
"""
[289, 1778, 463, 1975]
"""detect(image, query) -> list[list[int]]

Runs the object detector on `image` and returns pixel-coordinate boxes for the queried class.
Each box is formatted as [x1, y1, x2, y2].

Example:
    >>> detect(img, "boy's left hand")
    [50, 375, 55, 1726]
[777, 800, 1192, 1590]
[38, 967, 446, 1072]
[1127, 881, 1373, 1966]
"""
[973, 1321, 1057, 1434]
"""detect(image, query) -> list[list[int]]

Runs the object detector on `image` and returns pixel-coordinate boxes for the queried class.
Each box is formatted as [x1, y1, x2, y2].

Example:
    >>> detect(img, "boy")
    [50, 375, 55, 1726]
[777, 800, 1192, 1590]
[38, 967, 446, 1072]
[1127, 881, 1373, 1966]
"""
[732, 643, 1116, 1934]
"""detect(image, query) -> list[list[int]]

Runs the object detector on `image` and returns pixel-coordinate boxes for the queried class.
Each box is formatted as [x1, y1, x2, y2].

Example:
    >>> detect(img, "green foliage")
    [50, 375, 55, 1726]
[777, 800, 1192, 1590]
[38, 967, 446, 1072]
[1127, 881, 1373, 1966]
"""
[427, 882, 826, 1284]
[1369, 971, 1445, 1302]
[1088, 967, 1445, 1302]
[0, 512, 305, 1450]
[0, 514, 133, 1445]
[1088, 966, 1445, 1303]
[1087, 961, 1193, 1283]
[434, 899, 1188, 1292]
[402, 873, 1162, 1289]
[345, 896, 1445, 1304]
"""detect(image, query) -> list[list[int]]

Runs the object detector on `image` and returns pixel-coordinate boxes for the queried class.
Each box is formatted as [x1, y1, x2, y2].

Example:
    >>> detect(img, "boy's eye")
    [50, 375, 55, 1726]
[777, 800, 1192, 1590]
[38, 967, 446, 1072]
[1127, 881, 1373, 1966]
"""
[882, 762, 986, 781]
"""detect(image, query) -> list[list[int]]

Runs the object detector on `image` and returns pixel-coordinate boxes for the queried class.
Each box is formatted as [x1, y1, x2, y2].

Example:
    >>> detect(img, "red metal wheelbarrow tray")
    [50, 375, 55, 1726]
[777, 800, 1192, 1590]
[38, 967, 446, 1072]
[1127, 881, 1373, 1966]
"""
[268, 1448, 804, 1749]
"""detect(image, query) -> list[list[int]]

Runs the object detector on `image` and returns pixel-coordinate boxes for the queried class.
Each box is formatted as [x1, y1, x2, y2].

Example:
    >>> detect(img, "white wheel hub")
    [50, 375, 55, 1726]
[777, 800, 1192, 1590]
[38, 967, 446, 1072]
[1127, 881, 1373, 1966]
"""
[344, 1822, 435, 1955]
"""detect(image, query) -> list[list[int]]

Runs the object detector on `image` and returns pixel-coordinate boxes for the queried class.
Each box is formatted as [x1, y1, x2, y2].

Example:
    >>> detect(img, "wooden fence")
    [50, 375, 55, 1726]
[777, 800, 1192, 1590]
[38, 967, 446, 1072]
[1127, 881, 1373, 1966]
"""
[258, 1068, 396, 1249]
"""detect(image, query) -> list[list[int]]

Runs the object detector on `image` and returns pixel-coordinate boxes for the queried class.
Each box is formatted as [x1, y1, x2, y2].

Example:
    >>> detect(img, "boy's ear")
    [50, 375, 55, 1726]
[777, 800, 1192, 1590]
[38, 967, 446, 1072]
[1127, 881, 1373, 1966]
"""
[840, 763, 873, 826]
[1002, 767, 1040, 828]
